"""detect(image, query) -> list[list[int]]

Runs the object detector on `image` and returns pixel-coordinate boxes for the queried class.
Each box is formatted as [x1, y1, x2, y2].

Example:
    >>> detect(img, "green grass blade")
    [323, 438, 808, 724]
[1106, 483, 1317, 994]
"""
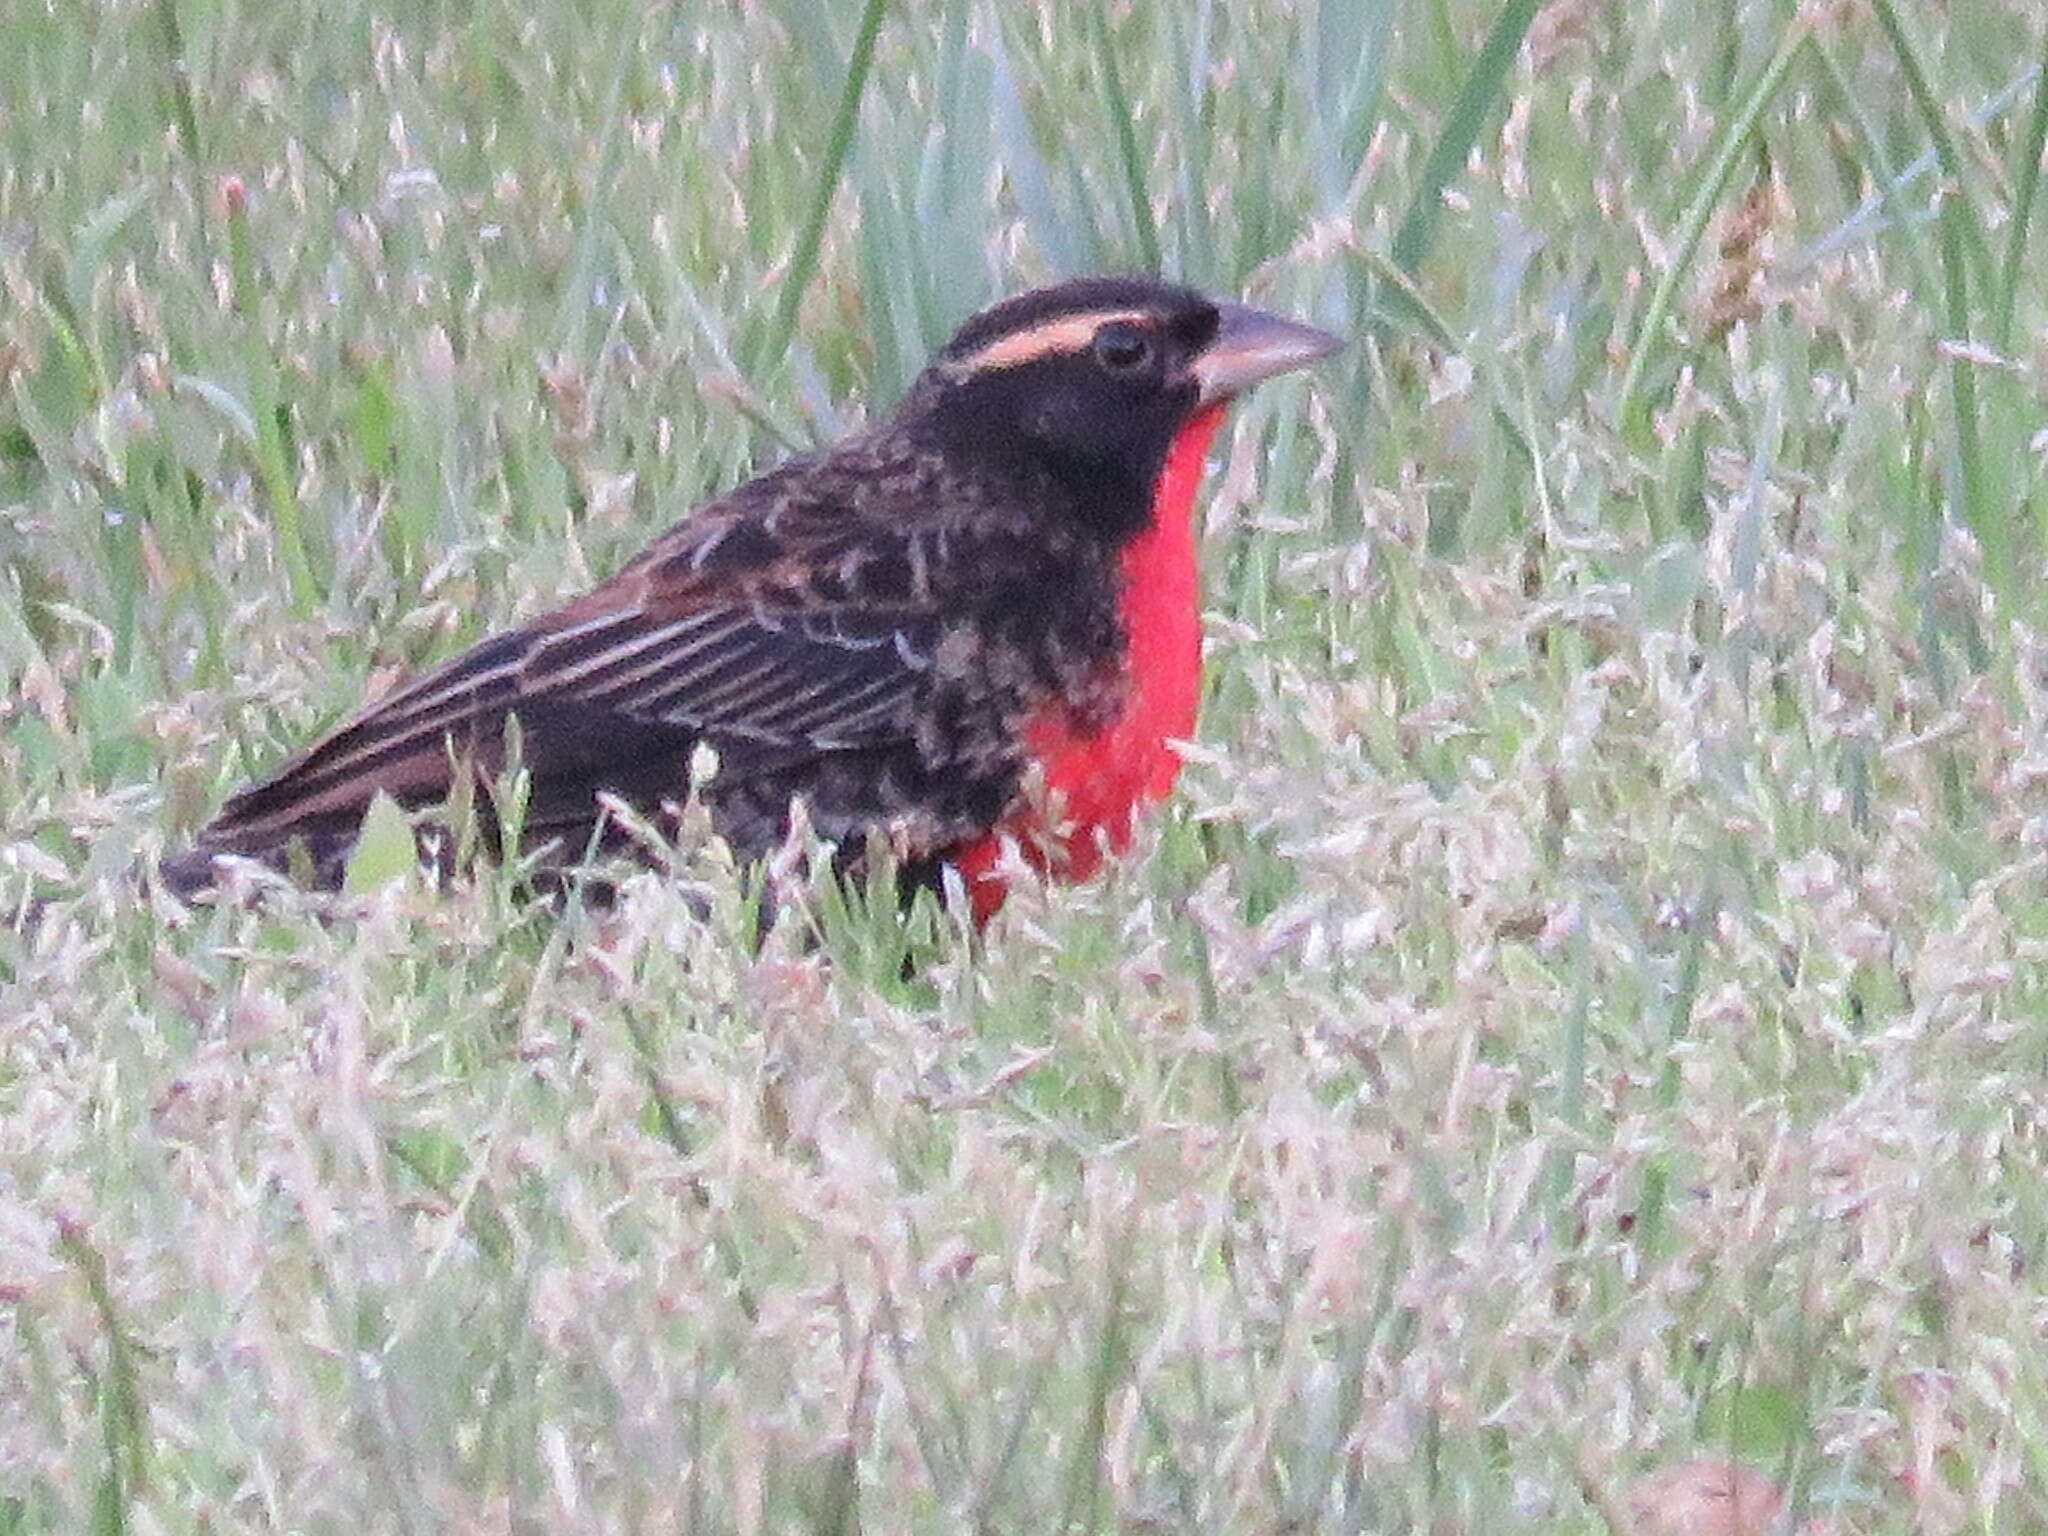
[221, 186, 321, 614]
[1059, 1261, 1130, 1534]
[1866, 0, 1998, 293]
[552, 1, 645, 362]
[148, 0, 209, 276]
[1994, 52, 2048, 349]
[1092, 5, 1161, 273]
[1389, 0, 1543, 276]
[1796, 60, 2041, 275]
[764, 0, 891, 370]
[987, 24, 1090, 274]
[1807, 37, 1941, 303]
[1615, 17, 1810, 436]
[1864, 0, 2001, 587]
[1938, 185, 1999, 590]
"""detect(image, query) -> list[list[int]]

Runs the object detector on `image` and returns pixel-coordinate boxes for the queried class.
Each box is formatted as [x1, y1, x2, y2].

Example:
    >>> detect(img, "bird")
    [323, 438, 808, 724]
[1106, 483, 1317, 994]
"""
[161, 276, 1340, 917]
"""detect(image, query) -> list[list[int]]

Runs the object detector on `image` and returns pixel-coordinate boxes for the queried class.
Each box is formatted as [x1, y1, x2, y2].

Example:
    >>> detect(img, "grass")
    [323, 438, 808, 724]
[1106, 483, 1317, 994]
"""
[3, 0, 2048, 1529]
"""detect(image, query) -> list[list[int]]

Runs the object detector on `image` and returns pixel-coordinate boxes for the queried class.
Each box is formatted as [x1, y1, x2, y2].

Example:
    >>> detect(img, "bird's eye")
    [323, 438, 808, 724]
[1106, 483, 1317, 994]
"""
[1091, 323, 1154, 374]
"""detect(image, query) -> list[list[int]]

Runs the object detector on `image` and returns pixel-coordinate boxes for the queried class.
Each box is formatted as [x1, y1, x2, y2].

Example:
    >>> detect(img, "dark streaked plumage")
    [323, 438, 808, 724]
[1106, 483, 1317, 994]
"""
[162, 277, 1338, 902]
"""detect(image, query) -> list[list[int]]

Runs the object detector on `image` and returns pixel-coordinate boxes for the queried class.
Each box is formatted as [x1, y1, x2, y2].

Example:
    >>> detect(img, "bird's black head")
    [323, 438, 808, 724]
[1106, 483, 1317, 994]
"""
[900, 276, 1339, 540]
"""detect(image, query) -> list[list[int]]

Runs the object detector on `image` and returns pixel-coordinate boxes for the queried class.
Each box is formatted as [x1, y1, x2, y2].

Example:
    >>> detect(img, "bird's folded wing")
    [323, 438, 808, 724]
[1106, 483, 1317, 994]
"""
[203, 590, 946, 845]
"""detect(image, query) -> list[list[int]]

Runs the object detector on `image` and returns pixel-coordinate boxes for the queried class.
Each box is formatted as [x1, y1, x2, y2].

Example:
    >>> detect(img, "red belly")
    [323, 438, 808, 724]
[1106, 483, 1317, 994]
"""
[951, 404, 1223, 920]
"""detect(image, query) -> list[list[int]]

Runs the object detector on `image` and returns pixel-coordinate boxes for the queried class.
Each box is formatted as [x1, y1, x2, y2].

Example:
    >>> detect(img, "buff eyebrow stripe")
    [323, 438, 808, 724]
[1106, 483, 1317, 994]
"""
[948, 309, 1152, 374]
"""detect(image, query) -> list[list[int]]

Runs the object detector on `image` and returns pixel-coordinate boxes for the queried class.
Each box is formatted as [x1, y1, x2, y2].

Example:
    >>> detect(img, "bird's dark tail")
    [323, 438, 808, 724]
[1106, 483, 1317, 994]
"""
[158, 843, 226, 900]
[157, 821, 365, 899]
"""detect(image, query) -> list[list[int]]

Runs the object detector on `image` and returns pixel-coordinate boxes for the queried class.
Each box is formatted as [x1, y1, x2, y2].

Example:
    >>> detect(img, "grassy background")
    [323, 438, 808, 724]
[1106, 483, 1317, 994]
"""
[5, 0, 2048, 1529]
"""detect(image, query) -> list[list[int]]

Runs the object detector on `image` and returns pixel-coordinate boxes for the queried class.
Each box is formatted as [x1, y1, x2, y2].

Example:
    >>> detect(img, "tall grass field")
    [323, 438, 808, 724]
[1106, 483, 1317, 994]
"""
[5, 0, 2048, 1529]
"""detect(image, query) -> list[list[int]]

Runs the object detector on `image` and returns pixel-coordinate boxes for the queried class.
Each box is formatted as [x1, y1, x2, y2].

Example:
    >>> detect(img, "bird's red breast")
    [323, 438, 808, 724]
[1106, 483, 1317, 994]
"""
[950, 402, 1225, 920]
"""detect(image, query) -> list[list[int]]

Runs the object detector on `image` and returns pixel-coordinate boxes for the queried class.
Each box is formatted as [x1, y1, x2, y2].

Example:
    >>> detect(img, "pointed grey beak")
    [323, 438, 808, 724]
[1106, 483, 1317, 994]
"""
[1192, 302, 1343, 404]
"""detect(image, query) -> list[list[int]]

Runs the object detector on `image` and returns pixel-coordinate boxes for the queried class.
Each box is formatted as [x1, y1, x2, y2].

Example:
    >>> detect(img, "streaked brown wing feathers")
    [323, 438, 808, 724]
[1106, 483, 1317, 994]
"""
[206, 539, 945, 844]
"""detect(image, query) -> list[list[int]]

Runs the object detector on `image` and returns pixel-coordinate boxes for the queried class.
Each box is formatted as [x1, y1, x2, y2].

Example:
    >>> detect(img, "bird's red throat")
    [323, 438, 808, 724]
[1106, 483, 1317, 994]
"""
[953, 402, 1226, 919]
